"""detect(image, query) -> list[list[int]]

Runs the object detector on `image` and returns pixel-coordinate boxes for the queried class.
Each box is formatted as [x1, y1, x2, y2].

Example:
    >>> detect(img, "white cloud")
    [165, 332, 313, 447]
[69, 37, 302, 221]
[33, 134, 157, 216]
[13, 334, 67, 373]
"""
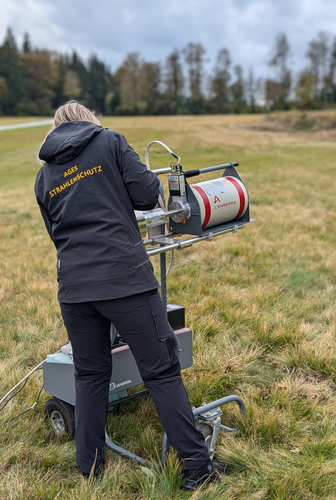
[0, 0, 335, 78]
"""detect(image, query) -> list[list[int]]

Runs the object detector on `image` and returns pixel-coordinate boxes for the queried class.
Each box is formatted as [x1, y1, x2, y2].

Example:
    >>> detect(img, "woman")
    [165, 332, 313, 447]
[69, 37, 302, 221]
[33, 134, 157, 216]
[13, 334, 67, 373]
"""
[35, 101, 224, 489]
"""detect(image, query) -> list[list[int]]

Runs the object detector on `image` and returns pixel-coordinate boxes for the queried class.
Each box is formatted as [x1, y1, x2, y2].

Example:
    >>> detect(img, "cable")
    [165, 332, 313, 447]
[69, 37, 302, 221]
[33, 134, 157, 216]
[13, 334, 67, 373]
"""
[0, 357, 47, 409]
[5, 384, 45, 423]
[0, 378, 28, 412]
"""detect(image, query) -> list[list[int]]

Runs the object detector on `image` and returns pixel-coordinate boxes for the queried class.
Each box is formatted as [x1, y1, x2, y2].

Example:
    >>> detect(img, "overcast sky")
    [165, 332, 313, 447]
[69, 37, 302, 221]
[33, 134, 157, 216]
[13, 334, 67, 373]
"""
[1, 0, 336, 79]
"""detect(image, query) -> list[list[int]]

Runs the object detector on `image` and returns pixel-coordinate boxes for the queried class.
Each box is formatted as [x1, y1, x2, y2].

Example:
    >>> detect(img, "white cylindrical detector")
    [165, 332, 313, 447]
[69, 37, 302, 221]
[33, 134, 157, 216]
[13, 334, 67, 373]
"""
[190, 176, 248, 229]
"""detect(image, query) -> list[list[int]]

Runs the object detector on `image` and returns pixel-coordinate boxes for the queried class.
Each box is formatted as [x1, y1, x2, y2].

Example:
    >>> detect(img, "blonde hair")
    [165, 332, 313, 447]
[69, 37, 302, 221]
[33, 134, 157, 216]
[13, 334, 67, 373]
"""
[38, 101, 101, 164]
[53, 100, 100, 128]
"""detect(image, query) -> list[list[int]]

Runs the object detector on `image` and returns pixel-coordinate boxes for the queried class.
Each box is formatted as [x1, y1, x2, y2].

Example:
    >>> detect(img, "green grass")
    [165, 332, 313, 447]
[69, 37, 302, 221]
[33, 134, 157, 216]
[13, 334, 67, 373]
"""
[1, 114, 336, 499]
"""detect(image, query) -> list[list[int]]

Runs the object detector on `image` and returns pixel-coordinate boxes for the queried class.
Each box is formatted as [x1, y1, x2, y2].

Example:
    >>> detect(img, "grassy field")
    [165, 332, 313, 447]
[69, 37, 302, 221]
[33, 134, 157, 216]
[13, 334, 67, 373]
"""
[0, 112, 336, 499]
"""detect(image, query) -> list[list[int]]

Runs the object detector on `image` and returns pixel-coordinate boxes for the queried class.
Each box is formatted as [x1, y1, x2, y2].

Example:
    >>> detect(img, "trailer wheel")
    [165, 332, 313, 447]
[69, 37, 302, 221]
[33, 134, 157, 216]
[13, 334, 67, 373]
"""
[44, 397, 75, 438]
[196, 423, 213, 449]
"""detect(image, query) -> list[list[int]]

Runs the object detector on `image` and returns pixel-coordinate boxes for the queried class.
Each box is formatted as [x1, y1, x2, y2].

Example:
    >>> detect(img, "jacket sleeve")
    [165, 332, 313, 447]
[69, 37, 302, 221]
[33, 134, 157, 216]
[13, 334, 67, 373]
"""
[34, 169, 54, 241]
[36, 198, 53, 240]
[113, 133, 160, 211]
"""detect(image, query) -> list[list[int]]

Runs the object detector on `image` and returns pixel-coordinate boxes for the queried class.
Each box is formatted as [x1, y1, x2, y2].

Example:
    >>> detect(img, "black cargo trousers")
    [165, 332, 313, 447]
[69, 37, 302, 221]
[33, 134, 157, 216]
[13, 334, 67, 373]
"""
[60, 289, 209, 476]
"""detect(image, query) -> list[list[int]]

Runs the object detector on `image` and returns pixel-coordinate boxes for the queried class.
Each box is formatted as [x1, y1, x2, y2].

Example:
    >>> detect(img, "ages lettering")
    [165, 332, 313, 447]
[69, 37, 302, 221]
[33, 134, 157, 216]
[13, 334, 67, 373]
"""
[64, 165, 78, 177]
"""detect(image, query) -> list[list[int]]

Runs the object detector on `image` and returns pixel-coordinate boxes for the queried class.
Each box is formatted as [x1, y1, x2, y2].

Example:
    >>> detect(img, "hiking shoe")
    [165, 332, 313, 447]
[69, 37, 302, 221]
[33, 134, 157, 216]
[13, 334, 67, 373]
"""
[182, 459, 227, 490]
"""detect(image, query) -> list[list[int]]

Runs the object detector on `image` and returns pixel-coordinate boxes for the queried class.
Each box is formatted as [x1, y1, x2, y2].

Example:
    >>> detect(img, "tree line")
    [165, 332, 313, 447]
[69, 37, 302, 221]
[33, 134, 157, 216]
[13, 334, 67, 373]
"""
[1, 27, 336, 116]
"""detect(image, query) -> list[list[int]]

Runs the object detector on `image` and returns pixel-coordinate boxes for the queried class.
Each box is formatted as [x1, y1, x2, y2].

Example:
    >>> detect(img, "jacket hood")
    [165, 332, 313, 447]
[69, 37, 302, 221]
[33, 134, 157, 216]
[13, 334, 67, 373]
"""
[39, 121, 104, 164]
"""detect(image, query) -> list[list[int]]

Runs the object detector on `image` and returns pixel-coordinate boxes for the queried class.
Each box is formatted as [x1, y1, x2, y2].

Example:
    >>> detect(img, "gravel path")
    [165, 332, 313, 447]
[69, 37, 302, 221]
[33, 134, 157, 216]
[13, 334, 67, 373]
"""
[0, 119, 53, 131]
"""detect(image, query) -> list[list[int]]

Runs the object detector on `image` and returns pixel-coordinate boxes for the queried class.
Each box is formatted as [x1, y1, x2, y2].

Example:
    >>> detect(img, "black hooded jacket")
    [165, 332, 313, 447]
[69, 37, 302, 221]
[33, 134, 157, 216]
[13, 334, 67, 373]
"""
[35, 121, 160, 303]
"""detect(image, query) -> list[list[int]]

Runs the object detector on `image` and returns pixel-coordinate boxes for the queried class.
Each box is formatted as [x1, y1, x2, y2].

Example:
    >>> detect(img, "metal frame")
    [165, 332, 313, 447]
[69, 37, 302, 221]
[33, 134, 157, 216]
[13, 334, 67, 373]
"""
[161, 396, 247, 464]
[105, 396, 247, 466]
[104, 223, 247, 463]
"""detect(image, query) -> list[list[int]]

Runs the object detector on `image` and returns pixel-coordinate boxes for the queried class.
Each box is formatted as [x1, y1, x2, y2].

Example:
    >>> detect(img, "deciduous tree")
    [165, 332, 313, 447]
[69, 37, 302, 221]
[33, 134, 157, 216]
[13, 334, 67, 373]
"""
[163, 49, 185, 114]
[183, 42, 206, 113]
[230, 64, 245, 112]
[21, 50, 57, 115]
[114, 53, 142, 114]
[295, 70, 315, 109]
[268, 33, 291, 109]
[139, 62, 162, 115]
[306, 31, 330, 104]
[209, 48, 231, 113]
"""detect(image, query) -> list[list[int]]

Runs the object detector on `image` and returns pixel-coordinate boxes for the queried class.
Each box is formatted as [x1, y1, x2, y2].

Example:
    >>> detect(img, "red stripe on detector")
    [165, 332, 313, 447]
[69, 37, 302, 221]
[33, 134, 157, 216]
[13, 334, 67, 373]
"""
[225, 176, 246, 219]
[191, 184, 211, 228]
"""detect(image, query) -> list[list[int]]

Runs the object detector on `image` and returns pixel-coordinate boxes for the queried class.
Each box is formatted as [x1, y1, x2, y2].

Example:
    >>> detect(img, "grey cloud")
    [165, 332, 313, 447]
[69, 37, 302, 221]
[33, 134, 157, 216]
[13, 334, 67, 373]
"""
[1, 0, 336, 78]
